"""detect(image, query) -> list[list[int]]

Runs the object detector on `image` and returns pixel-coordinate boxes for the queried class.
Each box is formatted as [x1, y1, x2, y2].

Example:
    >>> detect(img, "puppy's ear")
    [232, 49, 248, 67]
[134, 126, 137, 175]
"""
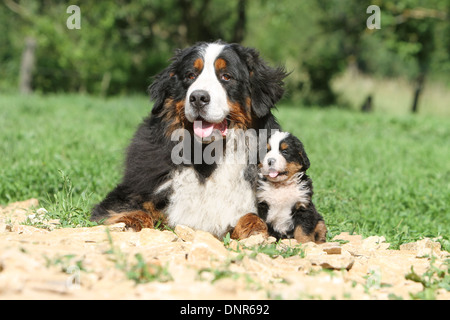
[243, 47, 288, 118]
[294, 137, 310, 171]
[148, 49, 183, 115]
[299, 149, 310, 171]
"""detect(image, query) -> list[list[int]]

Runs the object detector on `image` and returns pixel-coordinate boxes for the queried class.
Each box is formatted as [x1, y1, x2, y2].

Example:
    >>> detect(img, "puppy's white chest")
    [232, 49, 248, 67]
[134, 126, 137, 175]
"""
[257, 176, 309, 235]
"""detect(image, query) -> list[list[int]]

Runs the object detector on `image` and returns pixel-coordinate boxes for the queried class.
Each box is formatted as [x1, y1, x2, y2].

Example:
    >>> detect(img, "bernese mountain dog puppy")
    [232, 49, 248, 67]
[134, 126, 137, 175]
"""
[257, 131, 327, 243]
[91, 41, 288, 240]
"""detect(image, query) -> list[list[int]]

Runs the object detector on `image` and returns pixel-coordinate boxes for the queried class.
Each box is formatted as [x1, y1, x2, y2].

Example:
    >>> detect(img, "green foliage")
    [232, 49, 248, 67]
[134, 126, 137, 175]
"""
[38, 170, 97, 228]
[0, 0, 245, 95]
[246, 0, 450, 105]
[1, 0, 448, 101]
[126, 253, 173, 284]
[275, 105, 450, 247]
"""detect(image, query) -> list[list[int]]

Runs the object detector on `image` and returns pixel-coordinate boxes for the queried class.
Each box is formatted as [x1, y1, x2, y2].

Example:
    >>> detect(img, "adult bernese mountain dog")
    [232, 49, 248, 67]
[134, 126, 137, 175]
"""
[91, 41, 288, 239]
[257, 131, 327, 243]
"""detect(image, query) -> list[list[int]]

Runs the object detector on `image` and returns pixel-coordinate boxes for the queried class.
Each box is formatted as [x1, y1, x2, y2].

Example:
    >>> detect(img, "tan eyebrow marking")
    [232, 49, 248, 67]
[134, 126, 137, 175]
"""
[214, 58, 227, 71]
[194, 58, 204, 71]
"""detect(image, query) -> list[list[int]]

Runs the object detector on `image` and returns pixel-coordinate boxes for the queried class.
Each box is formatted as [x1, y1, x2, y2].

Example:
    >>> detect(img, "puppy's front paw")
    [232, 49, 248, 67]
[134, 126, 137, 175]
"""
[294, 220, 328, 244]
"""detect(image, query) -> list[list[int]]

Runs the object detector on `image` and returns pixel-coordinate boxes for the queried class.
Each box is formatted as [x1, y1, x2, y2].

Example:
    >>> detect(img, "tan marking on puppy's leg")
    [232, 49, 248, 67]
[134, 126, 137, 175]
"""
[294, 221, 328, 244]
[294, 225, 315, 243]
[313, 220, 327, 244]
[231, 213, 268, 240]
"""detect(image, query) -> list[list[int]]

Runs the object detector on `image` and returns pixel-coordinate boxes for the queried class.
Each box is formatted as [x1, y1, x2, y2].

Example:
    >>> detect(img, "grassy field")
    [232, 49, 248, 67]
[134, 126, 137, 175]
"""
[1, 94, 449, 249]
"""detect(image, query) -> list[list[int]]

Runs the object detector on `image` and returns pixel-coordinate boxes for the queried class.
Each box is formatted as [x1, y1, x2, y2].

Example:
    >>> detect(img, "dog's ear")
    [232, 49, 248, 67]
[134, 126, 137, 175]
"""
[291, 135, 310, 171]
[148, 67, 173, 115]
[148, 49, 184, 115]
[299, 148, 310, 171]
[298, 141, 310, 171]
[243, 47, 288, 118]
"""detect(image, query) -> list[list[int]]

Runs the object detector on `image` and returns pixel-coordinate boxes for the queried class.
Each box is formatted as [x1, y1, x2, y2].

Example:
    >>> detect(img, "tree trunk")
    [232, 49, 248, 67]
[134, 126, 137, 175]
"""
[361, 95, 373, 113]
[411, 73, 425, 114]
[232, 0, 246, 43]
[19, 37, 36, 95]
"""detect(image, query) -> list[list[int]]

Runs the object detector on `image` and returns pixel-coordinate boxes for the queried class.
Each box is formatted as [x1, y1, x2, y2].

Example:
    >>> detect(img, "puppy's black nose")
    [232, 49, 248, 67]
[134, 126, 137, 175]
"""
[189, 90, 210, 110]
[267, 158, 276, 166]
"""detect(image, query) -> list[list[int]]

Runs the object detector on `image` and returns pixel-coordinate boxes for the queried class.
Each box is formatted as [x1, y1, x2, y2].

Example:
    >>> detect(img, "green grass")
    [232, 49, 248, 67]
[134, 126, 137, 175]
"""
[275, 106, 450, 248]
[1, 93, 449, 249]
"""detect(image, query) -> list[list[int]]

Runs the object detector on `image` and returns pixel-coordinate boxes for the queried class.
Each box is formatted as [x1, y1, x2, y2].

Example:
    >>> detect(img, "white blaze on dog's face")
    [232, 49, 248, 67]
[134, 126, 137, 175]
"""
[261, 131, 290, 182]
[184, 43, 229, 138]
[149, 41, 288, 143]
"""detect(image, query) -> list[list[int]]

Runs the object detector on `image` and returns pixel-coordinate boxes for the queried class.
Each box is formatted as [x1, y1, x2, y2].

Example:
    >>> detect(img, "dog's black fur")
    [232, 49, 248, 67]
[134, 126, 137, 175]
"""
[256, 132, 327, 243]
[90, 41, 288, 236]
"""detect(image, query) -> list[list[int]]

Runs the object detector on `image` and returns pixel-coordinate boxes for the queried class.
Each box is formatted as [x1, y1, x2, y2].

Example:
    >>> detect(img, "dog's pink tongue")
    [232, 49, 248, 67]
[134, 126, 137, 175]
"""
[269, 169, 279, 178]
[193, 119, 228, 138]
[194, 121, 214, 138]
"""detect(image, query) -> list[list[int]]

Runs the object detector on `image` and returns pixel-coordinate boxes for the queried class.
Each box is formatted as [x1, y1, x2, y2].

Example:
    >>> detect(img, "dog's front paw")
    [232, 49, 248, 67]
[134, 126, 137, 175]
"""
[231, 213, 269, 240]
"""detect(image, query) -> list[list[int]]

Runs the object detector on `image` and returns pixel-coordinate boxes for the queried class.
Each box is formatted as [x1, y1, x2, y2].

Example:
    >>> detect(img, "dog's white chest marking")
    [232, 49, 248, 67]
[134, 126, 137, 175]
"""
[161, 158, 256, 238]
[256, 174, 310, 235]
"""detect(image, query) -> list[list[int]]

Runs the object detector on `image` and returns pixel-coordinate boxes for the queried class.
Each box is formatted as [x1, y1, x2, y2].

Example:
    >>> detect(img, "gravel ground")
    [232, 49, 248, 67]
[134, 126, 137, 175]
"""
[1, 199, 448, 300]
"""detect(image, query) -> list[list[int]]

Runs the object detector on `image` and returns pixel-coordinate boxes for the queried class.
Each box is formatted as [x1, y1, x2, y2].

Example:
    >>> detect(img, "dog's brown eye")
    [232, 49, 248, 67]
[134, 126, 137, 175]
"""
[221, 73, 232, 81]
[187, 72, 197, 80]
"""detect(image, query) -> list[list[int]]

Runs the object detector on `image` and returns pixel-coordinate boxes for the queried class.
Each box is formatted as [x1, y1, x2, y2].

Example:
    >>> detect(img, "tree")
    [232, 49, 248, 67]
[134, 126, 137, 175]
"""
[1, 0, 248, 94]
[378, 0, 448, 113]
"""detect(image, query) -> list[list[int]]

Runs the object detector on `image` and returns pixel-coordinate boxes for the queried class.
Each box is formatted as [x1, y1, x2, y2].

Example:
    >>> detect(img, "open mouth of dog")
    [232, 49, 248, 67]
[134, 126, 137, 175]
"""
[266, 168, 288, 180]
[193, 117, 229, 139]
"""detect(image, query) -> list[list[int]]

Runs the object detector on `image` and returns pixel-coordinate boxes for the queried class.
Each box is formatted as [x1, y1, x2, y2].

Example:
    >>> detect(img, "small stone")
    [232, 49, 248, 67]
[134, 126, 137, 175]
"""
[280, 238, 298, 246]
[174, 225, 196, 242]
[239, 234, 266, 247]
[362, 236, 390, 251]
[322, 243, 342, 255]
[400, 238, 443, 258]
[309, 251, 354, 270]
[187, 231, 229, 264]
[333, 232, 363, 244]
[11, 225, 49, 235]
[139, 228, 177, 246]
[266, 236, 277, 244]
[35, 208, 48, 215]
[0, 199, 39, 225]
[108, 222, 126, 232]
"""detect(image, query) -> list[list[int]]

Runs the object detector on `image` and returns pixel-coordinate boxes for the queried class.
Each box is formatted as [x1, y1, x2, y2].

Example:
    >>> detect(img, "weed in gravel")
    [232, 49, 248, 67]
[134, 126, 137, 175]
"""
[104, 229, 172, 284]
[28, 170, 98, 228]
[406, 257, 450, 300]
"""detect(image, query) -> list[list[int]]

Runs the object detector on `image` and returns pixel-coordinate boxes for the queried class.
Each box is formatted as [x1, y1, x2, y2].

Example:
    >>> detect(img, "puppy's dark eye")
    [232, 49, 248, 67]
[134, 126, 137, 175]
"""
[221, 73, 232, 81]
[187, 72, 197, 80]
[281, 150, 288, 155]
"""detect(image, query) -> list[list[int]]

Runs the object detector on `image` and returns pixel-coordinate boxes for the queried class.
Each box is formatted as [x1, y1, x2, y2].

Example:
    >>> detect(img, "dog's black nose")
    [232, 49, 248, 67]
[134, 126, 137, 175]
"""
[267, 158, 276, 166]
[189, 90, 210, 110]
